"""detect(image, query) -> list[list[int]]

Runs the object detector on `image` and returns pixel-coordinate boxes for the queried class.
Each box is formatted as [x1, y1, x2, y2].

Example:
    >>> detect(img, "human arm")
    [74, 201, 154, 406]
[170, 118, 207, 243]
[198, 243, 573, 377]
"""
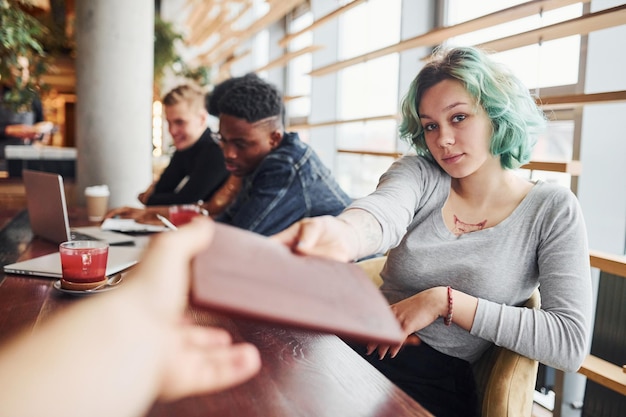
[3, 121, 53, 140]
[272, 209, 383, 262]
[0, 217, 261, 417]
[470, 188, 592, 371]
[274, 209, 482, 357]
[368, 286, 479, 358]
[275, 211, 482, 358]
[138, 180, 157, 204]
[272, 156, 440, 258]
[104, 205, 169, 225]
[0, 95, 51, 141]
[201, 174, 242, 218]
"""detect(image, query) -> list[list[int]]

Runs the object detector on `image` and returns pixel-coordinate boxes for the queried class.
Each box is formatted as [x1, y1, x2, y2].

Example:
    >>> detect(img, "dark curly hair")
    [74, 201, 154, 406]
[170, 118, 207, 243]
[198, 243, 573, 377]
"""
[216, 76, 284, 124]
[206, 73, 261, 117]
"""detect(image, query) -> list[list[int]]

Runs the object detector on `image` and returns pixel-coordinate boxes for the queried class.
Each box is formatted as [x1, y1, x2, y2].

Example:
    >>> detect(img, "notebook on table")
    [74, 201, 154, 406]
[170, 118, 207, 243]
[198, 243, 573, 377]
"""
[21, 169, 135, 245]
[191, 222, 404, 345]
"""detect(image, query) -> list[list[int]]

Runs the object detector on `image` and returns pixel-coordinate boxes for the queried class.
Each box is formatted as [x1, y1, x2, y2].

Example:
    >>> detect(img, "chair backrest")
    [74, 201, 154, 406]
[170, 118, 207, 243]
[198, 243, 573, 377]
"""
[355, 255, 386, 287]
[356, 256, 541, 417]
[472, 289, 540, 417]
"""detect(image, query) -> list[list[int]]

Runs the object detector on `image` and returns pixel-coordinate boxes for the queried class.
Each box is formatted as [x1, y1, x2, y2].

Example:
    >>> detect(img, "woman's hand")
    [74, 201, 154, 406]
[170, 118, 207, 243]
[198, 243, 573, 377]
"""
[271, 209, 382, 262]
[367, 287, 478, 359]
[271, 215, 358, 262]
[367, 287, 448, 359]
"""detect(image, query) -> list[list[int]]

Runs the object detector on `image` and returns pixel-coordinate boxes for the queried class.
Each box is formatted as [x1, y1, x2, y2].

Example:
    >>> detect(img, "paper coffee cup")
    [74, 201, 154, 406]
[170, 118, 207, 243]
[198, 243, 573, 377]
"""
[85, 185, 110, 222]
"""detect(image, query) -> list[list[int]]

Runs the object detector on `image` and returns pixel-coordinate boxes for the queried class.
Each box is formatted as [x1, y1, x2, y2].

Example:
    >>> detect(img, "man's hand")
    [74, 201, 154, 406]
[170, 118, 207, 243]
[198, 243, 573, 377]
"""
[104, 206, 168, 225]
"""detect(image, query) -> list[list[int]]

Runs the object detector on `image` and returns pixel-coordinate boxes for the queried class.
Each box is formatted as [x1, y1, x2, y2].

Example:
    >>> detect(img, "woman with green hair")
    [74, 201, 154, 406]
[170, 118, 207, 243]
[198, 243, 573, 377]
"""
[274, 46, 591, 416]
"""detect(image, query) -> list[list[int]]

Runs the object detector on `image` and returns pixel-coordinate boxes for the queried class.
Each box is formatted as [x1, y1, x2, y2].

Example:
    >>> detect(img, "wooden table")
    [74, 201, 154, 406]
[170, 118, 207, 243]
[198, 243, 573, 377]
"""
[0, 210, 433, 417]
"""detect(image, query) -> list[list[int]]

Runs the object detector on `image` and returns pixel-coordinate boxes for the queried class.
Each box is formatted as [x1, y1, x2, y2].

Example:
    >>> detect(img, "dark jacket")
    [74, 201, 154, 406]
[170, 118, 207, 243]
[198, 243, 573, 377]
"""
[216, 132, 351, 236]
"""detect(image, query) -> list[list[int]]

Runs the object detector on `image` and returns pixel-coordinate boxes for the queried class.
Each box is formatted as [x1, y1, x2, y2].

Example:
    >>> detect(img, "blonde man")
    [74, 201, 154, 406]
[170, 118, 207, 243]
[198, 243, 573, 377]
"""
[139, 84, 228, 206]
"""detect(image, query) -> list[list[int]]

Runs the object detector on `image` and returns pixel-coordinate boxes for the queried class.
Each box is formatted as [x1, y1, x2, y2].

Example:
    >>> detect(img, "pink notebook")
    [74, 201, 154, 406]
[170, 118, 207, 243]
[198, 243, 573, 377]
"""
[191, 223, 403, 345]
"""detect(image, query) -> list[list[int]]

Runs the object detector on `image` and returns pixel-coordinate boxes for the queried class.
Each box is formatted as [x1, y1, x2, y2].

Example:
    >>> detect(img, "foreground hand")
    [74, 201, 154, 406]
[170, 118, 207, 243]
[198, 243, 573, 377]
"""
[125, 217, 261, 400]
[158, 324, 261, 401]
[0, 216, 261, 417]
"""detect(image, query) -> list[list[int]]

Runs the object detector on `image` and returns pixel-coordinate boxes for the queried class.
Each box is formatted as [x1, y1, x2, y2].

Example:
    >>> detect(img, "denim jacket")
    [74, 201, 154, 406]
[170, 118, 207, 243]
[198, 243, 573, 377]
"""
[216, 132, 351, 236]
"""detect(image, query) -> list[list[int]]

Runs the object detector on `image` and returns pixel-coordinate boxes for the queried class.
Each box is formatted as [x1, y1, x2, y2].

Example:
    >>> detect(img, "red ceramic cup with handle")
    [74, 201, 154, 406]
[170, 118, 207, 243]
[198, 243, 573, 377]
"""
[59, 240, 109, 290]
[168, 204, 203, 227]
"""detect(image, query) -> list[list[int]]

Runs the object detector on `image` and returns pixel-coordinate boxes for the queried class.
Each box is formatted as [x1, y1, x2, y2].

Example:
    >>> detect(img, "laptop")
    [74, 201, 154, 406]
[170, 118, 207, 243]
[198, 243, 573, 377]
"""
[21, 169, 135, 245]
[2, 170, 144, 278]
[3, 245, 144, 278]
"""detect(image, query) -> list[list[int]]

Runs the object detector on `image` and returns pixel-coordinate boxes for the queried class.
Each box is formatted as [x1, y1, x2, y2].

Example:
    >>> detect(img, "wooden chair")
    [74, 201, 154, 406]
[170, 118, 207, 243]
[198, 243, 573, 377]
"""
[356, 256, 541, 417]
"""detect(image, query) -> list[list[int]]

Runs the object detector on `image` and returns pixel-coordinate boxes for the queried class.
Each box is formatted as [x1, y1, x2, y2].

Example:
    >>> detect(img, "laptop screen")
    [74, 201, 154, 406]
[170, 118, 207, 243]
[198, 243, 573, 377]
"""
[22, 169, 72, 244]
[21, 169, 135, 245]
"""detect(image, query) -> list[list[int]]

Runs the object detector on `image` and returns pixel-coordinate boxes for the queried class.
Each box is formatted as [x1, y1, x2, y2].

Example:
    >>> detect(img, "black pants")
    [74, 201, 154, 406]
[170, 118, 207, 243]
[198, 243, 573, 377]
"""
[348, 342, 480, 417]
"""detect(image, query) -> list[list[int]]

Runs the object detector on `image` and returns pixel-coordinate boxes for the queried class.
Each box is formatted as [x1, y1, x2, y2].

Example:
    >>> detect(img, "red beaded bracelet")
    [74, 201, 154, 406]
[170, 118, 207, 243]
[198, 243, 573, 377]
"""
[444, 286, 453, 326]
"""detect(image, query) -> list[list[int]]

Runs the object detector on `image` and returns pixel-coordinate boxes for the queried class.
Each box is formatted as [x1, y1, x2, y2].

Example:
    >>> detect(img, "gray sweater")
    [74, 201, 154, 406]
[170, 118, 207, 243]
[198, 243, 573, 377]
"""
[350, 156, 591, 372]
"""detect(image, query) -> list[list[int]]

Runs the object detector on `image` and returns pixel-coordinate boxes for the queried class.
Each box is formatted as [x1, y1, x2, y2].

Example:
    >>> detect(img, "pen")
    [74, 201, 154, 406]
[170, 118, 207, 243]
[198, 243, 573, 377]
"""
[156, 214, 178, 231]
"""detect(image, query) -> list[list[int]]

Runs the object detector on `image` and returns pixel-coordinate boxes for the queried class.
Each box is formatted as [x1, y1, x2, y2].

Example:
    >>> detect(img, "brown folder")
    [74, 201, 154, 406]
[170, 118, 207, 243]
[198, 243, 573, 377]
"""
[191, 223, 403, 345]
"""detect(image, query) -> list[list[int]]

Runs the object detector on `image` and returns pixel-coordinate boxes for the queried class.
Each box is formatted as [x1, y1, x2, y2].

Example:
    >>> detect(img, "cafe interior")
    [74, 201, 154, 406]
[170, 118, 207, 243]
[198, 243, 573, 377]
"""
[0, 0, 625, 416]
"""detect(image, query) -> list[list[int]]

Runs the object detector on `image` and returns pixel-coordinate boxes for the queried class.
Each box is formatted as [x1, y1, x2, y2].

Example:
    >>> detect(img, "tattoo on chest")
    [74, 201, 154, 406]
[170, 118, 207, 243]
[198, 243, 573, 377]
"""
[452, 215, 487, 236]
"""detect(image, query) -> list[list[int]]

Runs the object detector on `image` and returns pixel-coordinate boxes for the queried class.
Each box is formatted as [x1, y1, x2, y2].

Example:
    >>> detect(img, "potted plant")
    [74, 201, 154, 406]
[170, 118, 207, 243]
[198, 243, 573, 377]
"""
[154, 15, 211, 93]
[0, 0, 48, 112]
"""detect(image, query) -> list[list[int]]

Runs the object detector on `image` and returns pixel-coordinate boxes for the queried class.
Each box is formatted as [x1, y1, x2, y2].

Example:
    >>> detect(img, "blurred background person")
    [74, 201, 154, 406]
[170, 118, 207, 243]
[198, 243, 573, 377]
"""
[138, 83, 229, 206]
[0, 56, 53, 169]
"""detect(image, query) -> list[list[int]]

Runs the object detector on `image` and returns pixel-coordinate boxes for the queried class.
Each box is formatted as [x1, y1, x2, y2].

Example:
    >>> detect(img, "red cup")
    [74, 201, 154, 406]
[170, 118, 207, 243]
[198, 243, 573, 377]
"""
[59, 240, 109, 290]
[168, 204, 203, 227]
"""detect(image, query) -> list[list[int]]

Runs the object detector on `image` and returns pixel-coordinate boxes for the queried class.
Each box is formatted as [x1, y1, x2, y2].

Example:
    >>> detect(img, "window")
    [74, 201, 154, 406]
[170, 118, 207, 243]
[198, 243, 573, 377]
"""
[335, 0, 402, 197]
[518, 118, 576, 189]
[286, 9, 313, 119]
[445, 1, 583, 90]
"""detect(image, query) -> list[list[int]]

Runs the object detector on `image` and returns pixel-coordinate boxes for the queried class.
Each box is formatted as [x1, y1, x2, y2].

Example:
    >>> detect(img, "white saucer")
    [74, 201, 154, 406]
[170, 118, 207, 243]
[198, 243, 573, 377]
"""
[53, 279, 119, 295]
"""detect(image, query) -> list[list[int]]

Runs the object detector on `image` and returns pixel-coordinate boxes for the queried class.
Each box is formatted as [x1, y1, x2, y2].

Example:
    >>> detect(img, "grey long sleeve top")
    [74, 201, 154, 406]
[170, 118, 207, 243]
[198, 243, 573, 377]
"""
[349, 156, 592, 372]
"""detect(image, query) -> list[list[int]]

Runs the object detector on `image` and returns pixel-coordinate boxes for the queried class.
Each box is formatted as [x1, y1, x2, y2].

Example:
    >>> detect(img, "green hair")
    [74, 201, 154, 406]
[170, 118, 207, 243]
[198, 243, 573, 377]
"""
[399, 46, 546, 169]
